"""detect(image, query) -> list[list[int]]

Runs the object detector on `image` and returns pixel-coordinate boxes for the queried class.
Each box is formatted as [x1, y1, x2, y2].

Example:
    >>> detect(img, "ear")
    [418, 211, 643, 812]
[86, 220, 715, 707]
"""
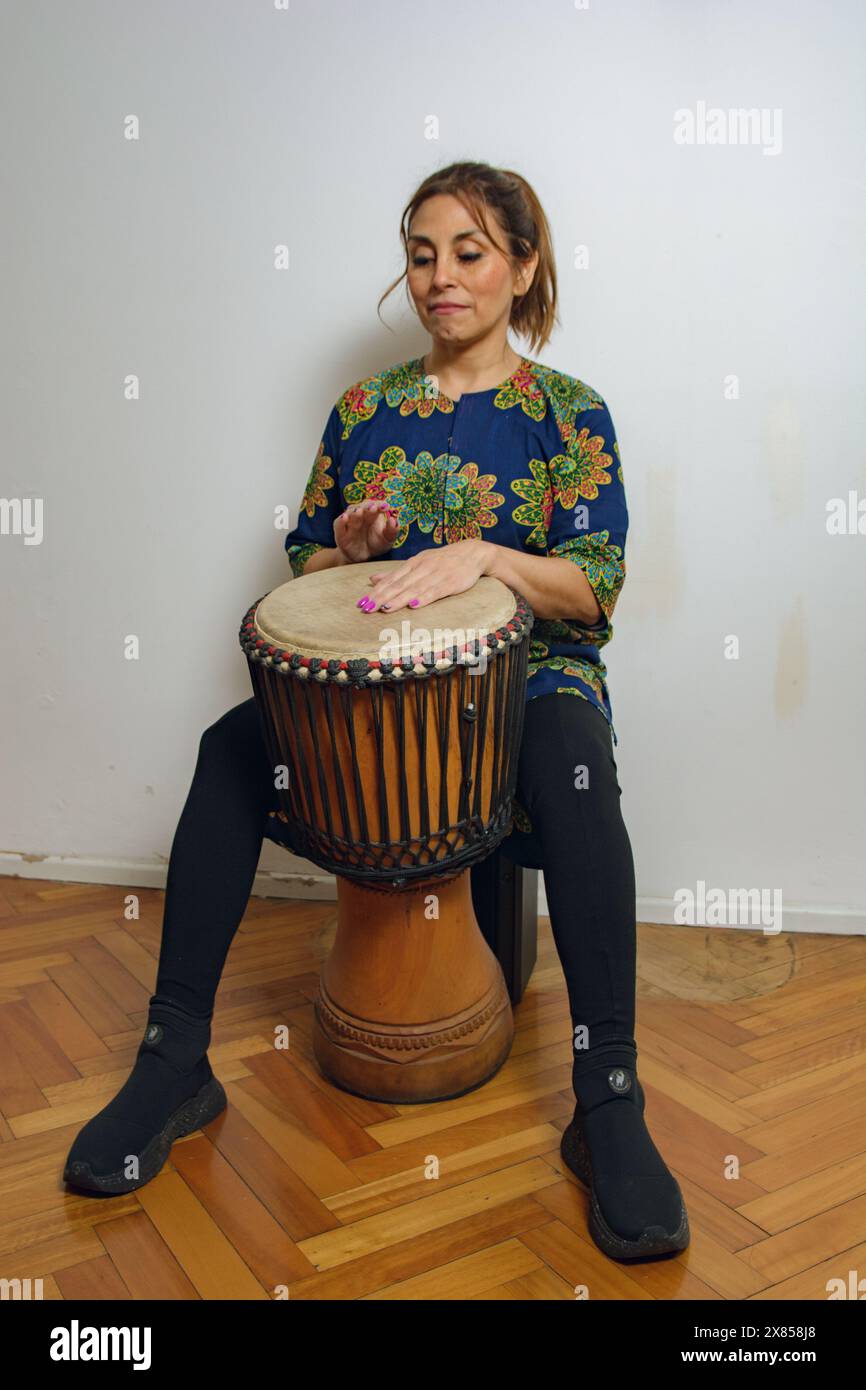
[514, 250, 539, 296]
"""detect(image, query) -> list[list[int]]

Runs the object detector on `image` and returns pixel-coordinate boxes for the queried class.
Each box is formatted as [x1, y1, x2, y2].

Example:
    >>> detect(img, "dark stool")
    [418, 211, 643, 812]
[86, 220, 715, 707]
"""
[470, 849, 538, 1007]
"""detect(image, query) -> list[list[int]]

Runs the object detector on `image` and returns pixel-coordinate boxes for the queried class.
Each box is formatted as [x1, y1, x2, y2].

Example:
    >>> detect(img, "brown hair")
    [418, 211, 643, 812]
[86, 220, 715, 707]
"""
[377, 161, 560, 355]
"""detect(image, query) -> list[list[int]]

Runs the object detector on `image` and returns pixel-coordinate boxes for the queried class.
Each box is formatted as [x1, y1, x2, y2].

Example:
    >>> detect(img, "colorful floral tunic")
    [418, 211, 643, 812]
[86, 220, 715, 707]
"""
[282, 355, 629, 747]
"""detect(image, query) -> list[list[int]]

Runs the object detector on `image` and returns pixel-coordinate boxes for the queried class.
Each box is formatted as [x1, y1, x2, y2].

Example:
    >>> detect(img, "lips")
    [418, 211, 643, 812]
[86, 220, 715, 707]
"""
[431, 303, 468, 313]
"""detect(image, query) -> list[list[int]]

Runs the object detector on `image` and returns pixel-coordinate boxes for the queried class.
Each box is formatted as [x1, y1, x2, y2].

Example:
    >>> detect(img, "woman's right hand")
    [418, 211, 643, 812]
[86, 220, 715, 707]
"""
[334, 500, 400, 563]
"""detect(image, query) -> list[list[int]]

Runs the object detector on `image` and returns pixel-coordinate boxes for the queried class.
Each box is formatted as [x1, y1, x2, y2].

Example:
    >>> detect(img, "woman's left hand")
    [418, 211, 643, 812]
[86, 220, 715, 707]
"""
[358, 539, 493, 612]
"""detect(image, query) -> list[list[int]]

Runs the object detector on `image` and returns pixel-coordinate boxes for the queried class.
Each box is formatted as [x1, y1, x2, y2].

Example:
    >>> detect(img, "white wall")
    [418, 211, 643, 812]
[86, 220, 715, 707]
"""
[2, 0, 864, 931]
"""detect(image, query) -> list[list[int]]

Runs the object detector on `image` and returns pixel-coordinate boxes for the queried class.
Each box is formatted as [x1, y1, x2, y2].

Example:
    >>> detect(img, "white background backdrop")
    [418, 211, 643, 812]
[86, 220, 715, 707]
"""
[2, 0, 864, 930]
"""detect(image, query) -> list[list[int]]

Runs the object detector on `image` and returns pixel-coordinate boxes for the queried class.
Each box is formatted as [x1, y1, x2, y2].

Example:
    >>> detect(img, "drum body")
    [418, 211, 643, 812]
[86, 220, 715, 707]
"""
[239, 562, 533, 1102]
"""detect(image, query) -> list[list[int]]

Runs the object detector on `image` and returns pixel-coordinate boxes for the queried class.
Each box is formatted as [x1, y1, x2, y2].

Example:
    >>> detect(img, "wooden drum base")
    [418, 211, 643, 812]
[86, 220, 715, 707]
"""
[312, 870, 514, 1103]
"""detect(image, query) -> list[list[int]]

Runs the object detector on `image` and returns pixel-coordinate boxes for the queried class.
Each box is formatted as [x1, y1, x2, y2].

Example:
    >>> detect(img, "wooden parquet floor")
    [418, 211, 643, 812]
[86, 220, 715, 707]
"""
[1, 875, 864, 1301]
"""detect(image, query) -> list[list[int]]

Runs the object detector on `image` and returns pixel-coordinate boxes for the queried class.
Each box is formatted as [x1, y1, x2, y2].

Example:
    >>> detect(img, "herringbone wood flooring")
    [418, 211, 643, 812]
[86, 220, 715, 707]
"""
[1, 875, 864, 1300]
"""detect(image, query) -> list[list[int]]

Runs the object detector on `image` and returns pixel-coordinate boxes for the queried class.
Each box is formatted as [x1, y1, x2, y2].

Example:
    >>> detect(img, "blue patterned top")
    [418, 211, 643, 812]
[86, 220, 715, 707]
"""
[282, 355, 629, 745]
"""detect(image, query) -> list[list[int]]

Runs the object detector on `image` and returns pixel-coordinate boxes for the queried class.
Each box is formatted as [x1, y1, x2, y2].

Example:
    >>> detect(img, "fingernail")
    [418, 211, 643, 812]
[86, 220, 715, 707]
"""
[408, 598, 420, 608]
[356, 596, 368, 607]
[362, 598, 376, 611]
[381, 604, 390, 611]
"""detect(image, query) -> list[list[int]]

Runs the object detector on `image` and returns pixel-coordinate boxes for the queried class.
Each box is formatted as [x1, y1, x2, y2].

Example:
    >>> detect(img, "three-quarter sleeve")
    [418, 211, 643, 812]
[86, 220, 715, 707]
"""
[283, 404, 344, 578]
[544, 397, 628, 634]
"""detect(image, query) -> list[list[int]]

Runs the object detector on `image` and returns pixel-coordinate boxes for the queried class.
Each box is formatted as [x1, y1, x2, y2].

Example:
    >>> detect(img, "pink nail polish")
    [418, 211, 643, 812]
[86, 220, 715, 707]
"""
[356, 597, 367, 607]
[408, 598, 419, 608]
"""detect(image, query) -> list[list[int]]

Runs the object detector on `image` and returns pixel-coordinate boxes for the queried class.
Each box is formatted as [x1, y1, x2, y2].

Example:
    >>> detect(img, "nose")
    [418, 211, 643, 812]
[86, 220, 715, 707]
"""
[430, 255, 460, 291]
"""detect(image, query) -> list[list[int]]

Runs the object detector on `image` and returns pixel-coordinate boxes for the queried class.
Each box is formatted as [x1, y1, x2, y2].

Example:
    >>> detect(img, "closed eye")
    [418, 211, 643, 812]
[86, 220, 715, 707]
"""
[411, 252, 483, 266]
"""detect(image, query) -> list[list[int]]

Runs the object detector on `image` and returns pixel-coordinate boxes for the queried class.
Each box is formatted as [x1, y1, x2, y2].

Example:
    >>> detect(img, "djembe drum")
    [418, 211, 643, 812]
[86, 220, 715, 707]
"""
[238, 561, 533, 1103]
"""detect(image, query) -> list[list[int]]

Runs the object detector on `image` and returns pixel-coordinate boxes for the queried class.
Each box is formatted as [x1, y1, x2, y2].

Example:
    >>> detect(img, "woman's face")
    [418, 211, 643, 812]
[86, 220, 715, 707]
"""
[406, 193, 535, 348]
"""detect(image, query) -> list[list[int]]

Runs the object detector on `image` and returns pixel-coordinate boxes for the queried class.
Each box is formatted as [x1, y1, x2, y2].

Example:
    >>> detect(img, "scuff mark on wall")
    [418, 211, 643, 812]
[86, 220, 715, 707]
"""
[774, 593, 808, 719]
[625, 461, 683, 620]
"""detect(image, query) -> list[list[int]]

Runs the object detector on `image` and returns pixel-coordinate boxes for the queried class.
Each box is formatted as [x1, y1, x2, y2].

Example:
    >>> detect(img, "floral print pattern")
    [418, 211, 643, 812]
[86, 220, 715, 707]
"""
[298, 441, 335, 518]
[284, 355, 628, 749]
[548, 531, 625, 620]
[550, 429, 613, 504]
[510, 459, 555, 548]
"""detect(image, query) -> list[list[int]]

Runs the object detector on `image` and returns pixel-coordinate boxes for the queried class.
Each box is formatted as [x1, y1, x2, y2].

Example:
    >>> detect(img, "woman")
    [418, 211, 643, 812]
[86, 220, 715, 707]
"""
[64, 161, 689, 1263]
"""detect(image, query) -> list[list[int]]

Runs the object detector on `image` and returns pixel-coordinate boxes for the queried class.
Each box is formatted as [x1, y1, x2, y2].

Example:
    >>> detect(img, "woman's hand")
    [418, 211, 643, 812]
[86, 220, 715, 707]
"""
[357, 539, 493, 612]
[334, 500, 400, 563]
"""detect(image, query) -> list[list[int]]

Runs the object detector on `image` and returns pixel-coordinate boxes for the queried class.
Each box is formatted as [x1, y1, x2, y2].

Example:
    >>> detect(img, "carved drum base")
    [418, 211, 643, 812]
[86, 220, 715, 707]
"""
[312, 870, 515, 1103]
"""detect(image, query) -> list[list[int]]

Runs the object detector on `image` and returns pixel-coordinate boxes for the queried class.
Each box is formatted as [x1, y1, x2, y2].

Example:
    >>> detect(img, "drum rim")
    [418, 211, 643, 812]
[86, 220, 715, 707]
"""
[238, 589, 534, 686]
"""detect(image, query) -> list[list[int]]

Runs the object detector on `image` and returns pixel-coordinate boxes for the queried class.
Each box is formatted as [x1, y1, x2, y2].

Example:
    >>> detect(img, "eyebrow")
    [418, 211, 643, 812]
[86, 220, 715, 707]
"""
[407, 228, 486, 246]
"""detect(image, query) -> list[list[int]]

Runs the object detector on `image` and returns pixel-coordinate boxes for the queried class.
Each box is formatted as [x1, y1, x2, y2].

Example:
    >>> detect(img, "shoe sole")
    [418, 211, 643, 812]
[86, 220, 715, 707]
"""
[63, 1075, 227, 1195]
[560, 1119, 691, 1261]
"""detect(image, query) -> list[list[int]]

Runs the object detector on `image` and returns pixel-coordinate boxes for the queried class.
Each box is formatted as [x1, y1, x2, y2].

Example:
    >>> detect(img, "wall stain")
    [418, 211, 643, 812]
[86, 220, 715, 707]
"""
[774, 593, 807, 719]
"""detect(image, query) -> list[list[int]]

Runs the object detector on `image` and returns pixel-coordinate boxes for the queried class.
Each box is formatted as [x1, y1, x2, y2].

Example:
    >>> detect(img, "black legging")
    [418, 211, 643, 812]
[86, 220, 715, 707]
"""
[155, 691, 637, 1050]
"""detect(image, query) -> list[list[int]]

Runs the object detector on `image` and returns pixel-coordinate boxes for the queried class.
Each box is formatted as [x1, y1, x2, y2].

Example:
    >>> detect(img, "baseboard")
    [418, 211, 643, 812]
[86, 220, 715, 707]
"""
[629, 894, 866, 937]
[1, 852, 863, 935]
[0, 851, 336, 902]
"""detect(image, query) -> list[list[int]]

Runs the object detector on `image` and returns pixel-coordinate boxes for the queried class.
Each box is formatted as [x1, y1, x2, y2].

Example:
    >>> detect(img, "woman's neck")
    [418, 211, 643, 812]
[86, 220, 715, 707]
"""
[422, 343, 522, 399]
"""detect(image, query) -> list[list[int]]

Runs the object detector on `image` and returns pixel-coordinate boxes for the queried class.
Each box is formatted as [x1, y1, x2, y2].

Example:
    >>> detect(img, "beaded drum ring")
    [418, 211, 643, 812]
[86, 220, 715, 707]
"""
[238, 593, 533, 686]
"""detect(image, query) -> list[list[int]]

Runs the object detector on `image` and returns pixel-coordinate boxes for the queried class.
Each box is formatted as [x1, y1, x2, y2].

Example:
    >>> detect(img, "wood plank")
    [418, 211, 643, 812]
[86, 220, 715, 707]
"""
[287, 1196, 550, 1300]
[296, 1159, 562, 1272]
[134, 1172, 269, 1299]
[364, 1238, 542, 1299]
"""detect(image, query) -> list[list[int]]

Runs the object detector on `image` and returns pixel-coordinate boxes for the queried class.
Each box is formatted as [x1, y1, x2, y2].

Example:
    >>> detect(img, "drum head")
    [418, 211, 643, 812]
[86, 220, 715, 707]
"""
[254, 560, 520, 671]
